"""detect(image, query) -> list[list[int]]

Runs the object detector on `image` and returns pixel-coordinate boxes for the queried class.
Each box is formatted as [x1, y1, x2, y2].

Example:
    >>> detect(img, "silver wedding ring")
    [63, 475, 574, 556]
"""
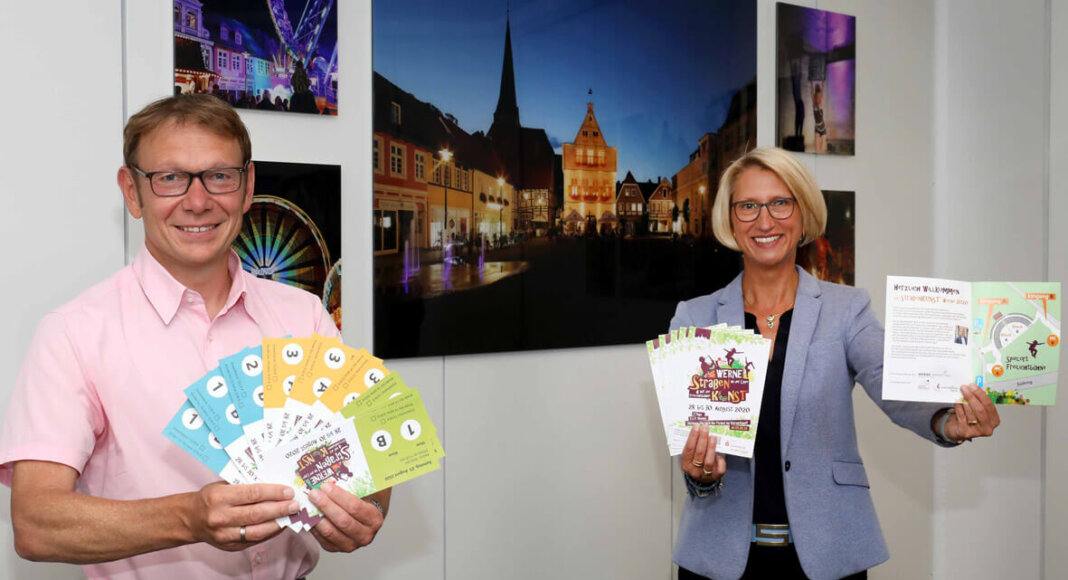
[239, 526, 247, 543]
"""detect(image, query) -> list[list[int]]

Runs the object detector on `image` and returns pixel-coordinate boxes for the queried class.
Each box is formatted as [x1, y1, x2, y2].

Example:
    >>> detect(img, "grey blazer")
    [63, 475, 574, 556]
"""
[670, 267, 946, 580]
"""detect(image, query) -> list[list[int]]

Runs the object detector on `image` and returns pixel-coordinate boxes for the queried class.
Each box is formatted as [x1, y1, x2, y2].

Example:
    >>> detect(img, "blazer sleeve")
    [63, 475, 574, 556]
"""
[845, 288, 952, 445]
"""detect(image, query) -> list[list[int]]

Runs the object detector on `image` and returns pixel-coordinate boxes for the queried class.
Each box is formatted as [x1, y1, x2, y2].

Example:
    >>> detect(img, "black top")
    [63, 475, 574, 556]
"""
[745, 309, 793, 525]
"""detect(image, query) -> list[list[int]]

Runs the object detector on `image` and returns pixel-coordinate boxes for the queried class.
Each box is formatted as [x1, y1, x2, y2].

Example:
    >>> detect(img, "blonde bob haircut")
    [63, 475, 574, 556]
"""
[710, 147, 827, 252]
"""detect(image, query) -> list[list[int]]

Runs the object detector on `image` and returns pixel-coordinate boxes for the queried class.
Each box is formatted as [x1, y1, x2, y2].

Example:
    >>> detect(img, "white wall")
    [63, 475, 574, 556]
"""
[931, 1, 1050, 578]
[812, 2, 940, 577]
[757, 1, 941, 578]
[0, 1, 1060, 579]
[1046, 0, 1067, 577]
[0, 1, 125, 577]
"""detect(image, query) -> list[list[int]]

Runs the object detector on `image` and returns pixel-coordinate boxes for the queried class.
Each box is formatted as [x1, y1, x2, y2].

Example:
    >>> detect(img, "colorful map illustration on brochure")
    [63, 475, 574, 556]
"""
[971, 282, 1060, 405]
[883, 276, 1060, 406]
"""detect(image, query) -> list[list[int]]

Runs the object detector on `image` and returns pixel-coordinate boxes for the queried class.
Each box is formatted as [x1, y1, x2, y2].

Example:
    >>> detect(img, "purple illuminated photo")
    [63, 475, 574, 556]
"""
[173, 0, 338, 115]
[373, 0, 757, 358]
[776, 3, 855, 155]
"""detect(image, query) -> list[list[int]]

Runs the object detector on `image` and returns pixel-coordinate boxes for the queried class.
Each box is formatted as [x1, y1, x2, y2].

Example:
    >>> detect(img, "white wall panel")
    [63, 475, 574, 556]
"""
[768, 1, 941, 577]
[320, 357, 445, 578]
[1046, 0, 1067, 578]
[0, 0, 125, 577]
[444, 346, 673, 580]
[932, 1, 1048, 578]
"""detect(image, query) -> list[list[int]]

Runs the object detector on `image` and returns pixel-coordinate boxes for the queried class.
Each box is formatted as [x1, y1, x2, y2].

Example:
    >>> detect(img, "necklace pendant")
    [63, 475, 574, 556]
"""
[766, 314, 776, 329]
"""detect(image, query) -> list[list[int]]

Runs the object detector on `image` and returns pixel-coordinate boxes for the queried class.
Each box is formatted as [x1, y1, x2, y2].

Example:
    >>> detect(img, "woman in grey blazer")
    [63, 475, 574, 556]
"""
[672, 148, 1000, 580]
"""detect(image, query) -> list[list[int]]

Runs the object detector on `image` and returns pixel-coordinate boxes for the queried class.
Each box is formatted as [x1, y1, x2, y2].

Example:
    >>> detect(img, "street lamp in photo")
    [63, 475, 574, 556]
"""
[497, 176, 505, 240]
[437, 148, 453, 247]
[698, 184, 707, 235]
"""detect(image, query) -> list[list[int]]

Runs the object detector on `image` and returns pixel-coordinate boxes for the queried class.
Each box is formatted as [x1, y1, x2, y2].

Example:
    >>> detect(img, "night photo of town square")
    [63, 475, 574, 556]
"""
[373, 0, 758, 358]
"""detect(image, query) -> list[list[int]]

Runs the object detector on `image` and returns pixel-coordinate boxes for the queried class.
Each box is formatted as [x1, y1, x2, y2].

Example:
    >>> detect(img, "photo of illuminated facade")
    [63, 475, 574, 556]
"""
[373, 0, 757, 357]
[173, 0, 338, 114]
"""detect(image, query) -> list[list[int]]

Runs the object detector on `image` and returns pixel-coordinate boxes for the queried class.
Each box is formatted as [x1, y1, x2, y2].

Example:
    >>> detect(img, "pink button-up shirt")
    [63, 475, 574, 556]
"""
[0, 247, 339, 579]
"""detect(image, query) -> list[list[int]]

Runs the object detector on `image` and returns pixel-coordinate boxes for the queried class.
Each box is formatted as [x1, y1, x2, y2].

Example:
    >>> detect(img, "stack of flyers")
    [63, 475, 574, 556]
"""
[646, 325, 772, 458]
[164, 335, 444, 531]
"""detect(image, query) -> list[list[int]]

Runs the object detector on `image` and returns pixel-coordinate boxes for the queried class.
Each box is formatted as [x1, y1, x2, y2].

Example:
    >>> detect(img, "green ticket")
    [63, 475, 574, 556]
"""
[341, 373, 411, 417]
[349, 389, 443, 491]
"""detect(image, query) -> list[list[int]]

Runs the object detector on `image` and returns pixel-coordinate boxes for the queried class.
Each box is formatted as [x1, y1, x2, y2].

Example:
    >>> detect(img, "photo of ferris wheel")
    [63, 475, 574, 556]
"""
[173, 0, 339, 115]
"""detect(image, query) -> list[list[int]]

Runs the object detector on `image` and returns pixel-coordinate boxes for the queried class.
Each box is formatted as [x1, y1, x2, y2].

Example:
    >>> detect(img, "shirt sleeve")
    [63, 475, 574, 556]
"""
[312, 296, 342, 343]
[0, 312, 105, 486]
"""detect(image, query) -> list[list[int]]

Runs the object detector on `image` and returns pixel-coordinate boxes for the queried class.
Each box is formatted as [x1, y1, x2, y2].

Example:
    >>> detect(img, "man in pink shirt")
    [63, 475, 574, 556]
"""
[0, 94, 390, 579]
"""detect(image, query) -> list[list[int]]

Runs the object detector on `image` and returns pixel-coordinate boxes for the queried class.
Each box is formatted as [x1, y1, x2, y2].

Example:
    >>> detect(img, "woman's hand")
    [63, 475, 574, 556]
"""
[943, 384, 1001, 442]
[681, 425, 726, 482]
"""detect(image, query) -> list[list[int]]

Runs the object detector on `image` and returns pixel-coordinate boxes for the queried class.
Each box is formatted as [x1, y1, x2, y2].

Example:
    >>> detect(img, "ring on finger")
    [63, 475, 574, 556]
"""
[692, 460, 704, 468]
[968, 420, 979, 425]
[702, 468, 714, 477]
[239, 526, 247, 543]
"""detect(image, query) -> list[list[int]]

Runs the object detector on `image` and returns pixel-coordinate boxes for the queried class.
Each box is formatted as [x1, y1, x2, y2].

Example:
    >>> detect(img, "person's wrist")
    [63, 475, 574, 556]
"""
[684, 472, 724, 498]
[364, 497, 384, 518]
[176, 491, 201, 545]
[934, 408, 961, 446]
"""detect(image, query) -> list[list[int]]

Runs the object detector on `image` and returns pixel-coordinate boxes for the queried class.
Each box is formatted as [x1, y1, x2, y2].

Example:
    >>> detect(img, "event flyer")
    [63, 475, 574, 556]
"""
[647, 326, 772, 458]
[883, 276, 1060, 405]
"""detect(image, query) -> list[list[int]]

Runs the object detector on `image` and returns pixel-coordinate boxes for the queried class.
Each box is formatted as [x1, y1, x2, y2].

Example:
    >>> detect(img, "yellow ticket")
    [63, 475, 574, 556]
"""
[288, 334, 343, 409]
[317, 349, 391, 414]
[262, 337, 316, 447]
[262, 337, 314, 409]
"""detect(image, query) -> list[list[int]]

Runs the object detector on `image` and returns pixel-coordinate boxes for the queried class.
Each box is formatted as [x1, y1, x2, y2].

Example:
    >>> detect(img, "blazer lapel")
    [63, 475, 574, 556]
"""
[780, 268, 822, 455]
[716, 272, 746, 328]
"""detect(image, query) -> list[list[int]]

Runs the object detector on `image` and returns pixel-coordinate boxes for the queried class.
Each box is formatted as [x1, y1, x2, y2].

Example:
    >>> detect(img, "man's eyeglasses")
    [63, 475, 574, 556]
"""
[130, 161, 249, 197]
[731, 198, 796, 222]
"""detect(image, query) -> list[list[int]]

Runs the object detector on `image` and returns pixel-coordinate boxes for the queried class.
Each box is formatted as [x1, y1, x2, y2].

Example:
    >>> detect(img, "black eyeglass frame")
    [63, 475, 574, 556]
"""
[730, 198, 797, 222]
[129, 160, 250, 197]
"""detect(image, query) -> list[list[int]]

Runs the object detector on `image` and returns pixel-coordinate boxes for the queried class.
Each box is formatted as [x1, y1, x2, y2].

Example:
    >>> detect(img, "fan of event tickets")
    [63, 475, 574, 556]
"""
[646, 325, 771, 459]
[165, 335, 443, 531]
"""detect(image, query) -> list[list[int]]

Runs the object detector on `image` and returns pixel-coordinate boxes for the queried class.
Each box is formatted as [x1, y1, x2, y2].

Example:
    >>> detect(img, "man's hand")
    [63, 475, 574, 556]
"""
[308, 482, 390, 552]
[11, 461, 300, 563]
[185, 482, 301, 551]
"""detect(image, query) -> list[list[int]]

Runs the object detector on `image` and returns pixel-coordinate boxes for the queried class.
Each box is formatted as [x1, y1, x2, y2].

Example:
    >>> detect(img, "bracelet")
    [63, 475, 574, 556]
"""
[935, 408, 961, 445]
[685, 473, 724, 498]
[364, 497, 385, 518]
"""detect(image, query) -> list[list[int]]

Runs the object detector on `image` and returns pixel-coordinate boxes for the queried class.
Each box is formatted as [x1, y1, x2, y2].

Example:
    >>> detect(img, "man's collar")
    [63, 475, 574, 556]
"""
[132, 246, 252, 325]
[221, 251, 256, 322]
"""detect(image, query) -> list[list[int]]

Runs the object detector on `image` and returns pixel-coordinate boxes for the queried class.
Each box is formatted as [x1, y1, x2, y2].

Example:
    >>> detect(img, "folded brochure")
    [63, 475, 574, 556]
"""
[884, 276, 1060, 405]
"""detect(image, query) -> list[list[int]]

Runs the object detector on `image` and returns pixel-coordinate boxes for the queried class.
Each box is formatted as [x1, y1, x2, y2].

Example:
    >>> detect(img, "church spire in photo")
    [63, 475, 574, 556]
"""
[491, 12, 520, 132]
